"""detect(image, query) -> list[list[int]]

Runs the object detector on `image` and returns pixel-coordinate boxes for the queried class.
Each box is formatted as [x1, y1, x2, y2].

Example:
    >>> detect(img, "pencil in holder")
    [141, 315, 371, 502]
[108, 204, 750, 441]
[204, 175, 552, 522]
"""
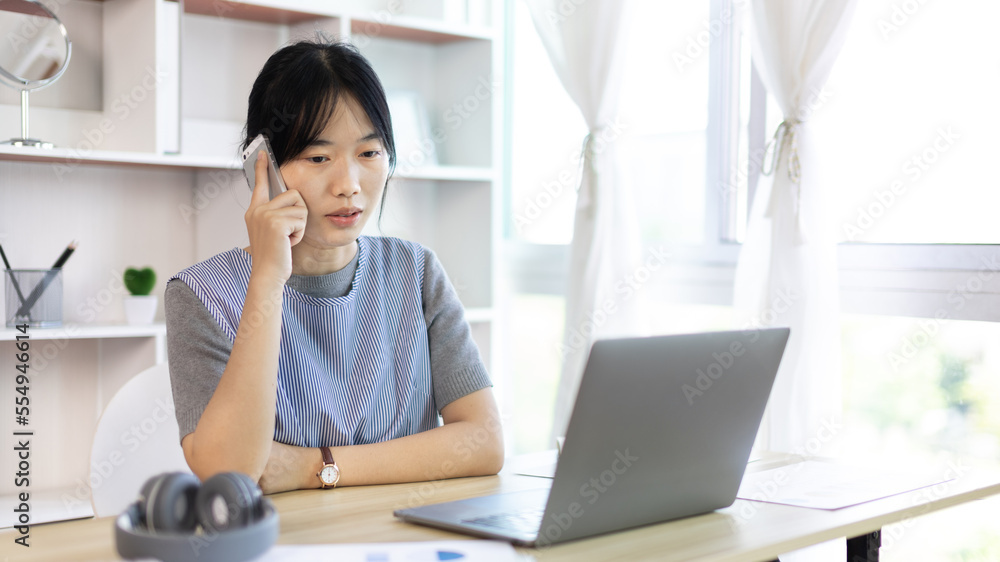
[5, 268, 63, 328]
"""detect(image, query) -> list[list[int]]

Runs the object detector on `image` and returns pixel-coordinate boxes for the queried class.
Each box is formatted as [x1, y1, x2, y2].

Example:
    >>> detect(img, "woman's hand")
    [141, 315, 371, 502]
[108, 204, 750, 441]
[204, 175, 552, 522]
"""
[184, 156, 301, 484]
[244, 151, 308, 285]
[252, 389, 503, 493]
[257, 441, 319, 494]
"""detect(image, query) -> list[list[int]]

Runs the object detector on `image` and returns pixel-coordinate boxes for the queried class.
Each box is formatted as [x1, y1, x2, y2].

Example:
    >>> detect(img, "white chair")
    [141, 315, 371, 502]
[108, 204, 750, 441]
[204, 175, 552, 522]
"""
[89, 362, 192, 517]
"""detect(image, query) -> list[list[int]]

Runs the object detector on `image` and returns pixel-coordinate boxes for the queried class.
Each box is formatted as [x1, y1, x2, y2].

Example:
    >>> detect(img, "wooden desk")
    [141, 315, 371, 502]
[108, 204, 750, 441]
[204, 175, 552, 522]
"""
[3, 455, 999, 562]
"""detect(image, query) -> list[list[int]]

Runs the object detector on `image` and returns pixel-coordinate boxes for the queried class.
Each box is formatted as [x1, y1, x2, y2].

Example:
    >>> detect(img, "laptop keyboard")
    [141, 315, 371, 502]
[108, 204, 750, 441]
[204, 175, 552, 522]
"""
[462, 507, 545, 534]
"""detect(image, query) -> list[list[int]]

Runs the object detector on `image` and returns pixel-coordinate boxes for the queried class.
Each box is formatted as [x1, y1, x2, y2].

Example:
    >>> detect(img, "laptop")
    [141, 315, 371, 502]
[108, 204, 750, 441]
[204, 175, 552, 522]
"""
[394, 328, 790, 547]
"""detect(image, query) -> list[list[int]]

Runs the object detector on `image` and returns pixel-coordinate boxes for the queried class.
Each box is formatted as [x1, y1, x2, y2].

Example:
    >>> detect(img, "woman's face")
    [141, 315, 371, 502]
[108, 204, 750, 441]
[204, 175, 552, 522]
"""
[279, 95, 390, 252]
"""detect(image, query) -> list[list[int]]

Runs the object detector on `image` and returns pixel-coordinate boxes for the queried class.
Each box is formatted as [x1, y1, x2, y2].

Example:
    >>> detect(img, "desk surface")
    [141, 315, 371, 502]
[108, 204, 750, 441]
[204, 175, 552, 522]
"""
[4, 454, 1000, 562]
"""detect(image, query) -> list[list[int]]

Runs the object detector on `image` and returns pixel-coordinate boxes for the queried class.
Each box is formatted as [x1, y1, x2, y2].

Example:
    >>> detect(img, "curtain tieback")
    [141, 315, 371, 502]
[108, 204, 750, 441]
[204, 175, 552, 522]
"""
[762, 119, 802, 184]
[761, 118, 808, 242]
[581, 126, 610, 176]
[578, 126, 611, 218]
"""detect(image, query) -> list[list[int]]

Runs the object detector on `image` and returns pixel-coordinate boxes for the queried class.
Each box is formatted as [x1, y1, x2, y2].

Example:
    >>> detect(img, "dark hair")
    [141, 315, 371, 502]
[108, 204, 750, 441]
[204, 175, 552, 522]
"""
[242, 40, 396, 200]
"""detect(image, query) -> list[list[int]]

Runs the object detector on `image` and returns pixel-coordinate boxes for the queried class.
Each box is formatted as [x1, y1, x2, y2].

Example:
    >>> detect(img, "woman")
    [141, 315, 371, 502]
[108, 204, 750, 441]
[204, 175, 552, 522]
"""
[165, 40, 503, 494]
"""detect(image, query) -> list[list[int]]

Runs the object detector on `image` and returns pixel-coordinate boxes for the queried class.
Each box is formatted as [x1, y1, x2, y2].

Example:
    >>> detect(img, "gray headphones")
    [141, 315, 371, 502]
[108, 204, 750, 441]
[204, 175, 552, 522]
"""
[115, 471, 279, 562]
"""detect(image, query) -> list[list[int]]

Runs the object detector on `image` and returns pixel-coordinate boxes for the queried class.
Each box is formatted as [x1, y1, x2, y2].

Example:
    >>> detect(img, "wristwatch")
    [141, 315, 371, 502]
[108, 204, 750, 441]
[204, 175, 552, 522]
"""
[317, 447, 340, 489]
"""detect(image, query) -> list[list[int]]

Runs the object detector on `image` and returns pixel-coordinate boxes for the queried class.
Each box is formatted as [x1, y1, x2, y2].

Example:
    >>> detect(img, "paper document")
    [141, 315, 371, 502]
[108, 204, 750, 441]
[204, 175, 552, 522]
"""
[737, 460, 953, 510]
[257, 540, 520, 561]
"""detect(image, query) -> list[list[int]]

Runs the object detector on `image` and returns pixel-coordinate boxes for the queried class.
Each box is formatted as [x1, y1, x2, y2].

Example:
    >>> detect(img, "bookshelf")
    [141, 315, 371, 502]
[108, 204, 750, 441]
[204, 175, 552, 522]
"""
[0, 0, 502, 521]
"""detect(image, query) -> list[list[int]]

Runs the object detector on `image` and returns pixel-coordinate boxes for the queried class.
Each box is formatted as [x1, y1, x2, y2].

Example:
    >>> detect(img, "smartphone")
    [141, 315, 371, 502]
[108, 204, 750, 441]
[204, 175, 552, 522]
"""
[242, 133, 288, 200]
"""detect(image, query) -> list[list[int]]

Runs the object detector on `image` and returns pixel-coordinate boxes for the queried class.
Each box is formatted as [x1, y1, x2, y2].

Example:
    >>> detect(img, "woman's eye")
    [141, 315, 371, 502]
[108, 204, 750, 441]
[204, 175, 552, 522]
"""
[306, 156, 328, 163]
[361, 150, 382, 159]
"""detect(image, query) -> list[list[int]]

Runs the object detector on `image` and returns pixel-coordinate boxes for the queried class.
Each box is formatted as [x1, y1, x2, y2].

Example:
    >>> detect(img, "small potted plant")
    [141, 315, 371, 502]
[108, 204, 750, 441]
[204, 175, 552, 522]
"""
[123, 266, 157, 325]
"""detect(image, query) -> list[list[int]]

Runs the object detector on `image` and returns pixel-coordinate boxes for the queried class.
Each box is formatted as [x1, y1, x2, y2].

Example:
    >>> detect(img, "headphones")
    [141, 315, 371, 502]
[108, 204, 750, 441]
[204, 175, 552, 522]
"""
[114, 471, 279, 562]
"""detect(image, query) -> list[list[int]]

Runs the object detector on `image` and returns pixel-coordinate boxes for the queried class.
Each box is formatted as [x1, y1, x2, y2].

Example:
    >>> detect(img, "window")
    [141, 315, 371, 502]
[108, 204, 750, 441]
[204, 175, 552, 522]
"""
[507, 0, 726, 249]
[502, 0, 584, 454]
[793, 2, 1000, 494]
[503, 0, 738, 455]
[506, 0, 585, 245]
[814, 1, 1000, 245]
[840, 313, 1000, 560]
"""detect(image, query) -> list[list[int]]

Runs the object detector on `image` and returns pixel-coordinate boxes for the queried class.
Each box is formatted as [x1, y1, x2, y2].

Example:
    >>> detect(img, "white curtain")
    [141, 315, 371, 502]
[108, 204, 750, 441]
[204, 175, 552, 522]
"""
[737, 0, 857, 454]
[526, 0, 642, 440]
[735, 2, 857, 558]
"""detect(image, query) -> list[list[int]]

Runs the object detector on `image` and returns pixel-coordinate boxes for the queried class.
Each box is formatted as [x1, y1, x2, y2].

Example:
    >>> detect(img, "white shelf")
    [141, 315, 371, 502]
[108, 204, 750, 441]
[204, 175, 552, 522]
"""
[349, 12, 495, 42]
[0, 145, 239, 170]
[0, 323, 166, 342]
[182, 0, 494, 42]
[396, 165, 494, 182]
[184, 0, 333, 24]
[0, 487, 94, 529]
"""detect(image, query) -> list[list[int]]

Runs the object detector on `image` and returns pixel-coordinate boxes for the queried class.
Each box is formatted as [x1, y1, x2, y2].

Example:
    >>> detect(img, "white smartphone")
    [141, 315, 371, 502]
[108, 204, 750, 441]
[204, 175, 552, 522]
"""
[242, 133, 288, 200]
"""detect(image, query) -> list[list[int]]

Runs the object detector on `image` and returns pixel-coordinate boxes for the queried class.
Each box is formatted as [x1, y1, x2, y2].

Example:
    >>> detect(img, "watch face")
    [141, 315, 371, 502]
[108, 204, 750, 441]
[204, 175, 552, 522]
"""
[320, 465, 340, 485]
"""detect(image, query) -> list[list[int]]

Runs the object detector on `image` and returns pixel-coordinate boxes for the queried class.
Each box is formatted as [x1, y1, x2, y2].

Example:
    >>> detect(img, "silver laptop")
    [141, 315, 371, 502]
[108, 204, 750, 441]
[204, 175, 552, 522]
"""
[394, 328, 790, 547]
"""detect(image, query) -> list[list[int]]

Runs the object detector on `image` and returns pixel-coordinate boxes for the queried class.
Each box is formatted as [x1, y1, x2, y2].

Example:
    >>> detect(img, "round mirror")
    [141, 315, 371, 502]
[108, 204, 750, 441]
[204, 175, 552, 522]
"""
[0, 0, 72, 148]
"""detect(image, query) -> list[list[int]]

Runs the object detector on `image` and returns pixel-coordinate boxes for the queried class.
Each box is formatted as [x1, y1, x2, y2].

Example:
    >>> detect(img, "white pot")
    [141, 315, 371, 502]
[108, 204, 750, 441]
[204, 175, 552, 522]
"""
[124, 295, 158, 325]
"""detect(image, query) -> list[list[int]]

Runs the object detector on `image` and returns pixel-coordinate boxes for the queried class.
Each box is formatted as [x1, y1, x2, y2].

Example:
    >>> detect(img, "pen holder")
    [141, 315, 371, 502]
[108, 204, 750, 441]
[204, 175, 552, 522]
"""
[5, 269, 63, 328]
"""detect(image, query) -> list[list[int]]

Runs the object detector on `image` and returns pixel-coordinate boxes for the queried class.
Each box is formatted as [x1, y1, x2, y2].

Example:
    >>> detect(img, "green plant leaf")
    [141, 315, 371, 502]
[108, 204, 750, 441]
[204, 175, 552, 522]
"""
[123, 267, 156, 296]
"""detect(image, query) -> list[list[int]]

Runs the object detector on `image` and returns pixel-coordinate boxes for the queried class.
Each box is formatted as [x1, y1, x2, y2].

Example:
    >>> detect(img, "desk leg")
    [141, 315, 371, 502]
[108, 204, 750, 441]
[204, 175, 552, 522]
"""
[847, 530, 881, 562]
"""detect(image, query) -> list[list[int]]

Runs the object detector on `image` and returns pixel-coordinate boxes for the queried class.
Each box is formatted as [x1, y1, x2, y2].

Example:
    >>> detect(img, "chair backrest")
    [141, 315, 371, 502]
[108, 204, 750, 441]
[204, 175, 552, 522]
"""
[90, 362, 192, 517]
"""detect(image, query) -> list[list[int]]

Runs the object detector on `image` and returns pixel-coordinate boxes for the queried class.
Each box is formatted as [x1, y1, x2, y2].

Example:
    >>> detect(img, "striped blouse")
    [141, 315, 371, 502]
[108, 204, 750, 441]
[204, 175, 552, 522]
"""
[169, 236, 439, 447]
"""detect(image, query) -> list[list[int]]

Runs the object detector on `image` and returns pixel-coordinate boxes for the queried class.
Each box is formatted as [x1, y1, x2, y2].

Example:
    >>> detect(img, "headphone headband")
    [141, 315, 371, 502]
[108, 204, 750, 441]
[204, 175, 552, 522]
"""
[115, 498, 278, 562]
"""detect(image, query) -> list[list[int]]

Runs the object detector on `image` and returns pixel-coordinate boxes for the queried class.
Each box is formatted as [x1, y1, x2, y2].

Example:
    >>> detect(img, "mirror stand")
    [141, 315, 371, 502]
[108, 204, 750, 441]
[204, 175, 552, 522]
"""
[3, 89, 53, 148]
[0, 0, 73, 149]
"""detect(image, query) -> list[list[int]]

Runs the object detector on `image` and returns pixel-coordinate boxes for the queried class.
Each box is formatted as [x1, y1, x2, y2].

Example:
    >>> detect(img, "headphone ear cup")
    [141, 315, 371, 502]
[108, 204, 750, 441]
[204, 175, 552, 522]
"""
[196, 472, 263, 534]
[137, 472, 200, 534]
